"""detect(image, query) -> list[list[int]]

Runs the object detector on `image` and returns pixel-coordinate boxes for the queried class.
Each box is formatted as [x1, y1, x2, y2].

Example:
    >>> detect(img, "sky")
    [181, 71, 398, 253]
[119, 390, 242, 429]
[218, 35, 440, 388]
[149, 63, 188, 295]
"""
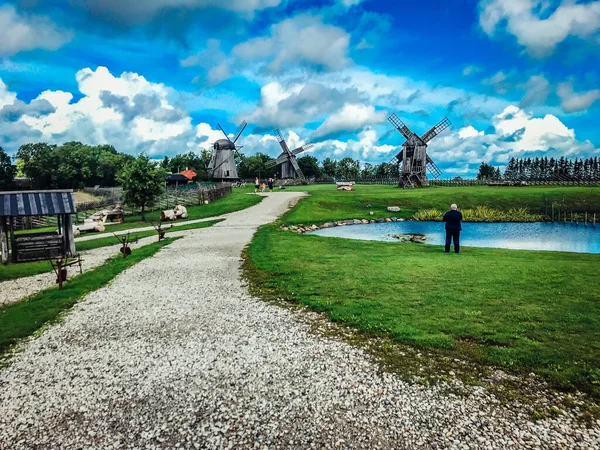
[0, 0, 599, 177]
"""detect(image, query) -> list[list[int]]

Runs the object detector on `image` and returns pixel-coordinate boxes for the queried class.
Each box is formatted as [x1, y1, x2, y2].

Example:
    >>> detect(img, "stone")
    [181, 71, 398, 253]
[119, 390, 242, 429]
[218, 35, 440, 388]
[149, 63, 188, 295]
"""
[369, 220, 376, 224]
[322, 223, 334, 229]
[361, 220, 369, 224]
[353, 219, 362, 225]
[376, 218, 384, 223]
[391, 217, 398, 222]
[387, 206, 401, 212]
[385, 218, 392, 222]
[310, 224, 318, 230]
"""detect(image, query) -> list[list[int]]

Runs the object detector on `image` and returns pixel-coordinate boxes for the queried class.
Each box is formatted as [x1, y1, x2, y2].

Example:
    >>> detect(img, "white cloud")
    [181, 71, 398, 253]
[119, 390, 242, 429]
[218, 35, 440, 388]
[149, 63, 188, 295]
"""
[463, 65, 483, 76]
[72, 0, 281, 25]
[0, 5, 72, 56]
[479, 0, 600, 57]
[182, 40, 231, 86]
[313, 104, 386, 139]
[233, 14, 351, 72]
[429, 105, 597, 173]
[0, 79, 17, 109]
[482, 71, 511, 94]
[557, 81, 600, 113]
[519, 75, 550, 108]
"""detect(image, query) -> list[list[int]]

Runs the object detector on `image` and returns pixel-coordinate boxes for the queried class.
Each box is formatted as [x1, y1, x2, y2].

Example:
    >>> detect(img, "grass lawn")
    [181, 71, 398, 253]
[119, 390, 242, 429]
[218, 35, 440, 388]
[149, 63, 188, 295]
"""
[280, 184, 600, 224]
[0, 237, 178, 357]
[246, 185, 600, 396]
[80, 190, 261, 234]
[0, 219, 222, 282]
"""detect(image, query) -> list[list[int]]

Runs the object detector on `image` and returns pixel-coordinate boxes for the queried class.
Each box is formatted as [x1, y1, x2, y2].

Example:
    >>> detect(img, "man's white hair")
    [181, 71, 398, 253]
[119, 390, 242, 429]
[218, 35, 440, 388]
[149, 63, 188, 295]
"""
[451, 204, 457, 210]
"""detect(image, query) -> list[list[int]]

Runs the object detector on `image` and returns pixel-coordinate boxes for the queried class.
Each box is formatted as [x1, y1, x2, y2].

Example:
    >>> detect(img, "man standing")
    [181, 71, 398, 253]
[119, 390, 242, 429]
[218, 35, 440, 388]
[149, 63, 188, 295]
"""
[267, 178, 274, 192]
[443, 204, 462, 253]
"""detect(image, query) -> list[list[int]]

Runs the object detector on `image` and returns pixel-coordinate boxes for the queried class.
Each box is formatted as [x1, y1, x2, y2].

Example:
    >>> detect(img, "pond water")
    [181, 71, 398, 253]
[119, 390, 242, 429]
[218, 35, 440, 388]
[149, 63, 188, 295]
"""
[309, 221, 600, 254]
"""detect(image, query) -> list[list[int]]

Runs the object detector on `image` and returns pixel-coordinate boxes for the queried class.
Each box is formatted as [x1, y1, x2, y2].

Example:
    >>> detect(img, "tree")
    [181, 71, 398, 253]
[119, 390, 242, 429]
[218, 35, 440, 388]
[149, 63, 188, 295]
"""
[0, 147, 16, 190]
[237, 153, 274, 179]
[118, 155, 165, 221]
[336, 158, 360, 179]
[321, 158, 337, 178]
[297, 155, 321, 179]
[477, 162, 496, 180]
[361, 163, 375, 179]
[17, 143, 57, 189]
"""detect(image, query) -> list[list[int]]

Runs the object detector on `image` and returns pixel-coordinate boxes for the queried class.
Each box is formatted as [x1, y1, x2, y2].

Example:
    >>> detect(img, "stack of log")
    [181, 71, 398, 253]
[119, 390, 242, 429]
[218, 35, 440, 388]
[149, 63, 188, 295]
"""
[160, 205, 189, 221]
[74, 204, 124, 234]
[336, 182, 355, 191]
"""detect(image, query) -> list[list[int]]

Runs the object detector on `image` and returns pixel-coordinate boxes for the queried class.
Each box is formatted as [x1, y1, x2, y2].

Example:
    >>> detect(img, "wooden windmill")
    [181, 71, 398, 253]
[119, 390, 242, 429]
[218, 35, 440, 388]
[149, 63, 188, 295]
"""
[265, 129, 314, 182]
[208, 121, 247, 181]
[388, 113, 450, 188]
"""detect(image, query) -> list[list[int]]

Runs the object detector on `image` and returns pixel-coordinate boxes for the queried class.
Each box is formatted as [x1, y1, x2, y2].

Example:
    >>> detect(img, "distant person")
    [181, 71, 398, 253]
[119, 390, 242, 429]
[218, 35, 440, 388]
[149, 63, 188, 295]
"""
[261, 183, 266, 192]
[254, 177, 260, 193]
[443, 204, 462, 253]
[268, 178, 274, 192]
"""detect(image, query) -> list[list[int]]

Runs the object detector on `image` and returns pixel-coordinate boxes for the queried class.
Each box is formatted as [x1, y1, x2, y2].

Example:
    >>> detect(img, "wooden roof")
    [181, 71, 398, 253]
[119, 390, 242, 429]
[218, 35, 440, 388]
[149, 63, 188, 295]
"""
[0, 190, 76, 217]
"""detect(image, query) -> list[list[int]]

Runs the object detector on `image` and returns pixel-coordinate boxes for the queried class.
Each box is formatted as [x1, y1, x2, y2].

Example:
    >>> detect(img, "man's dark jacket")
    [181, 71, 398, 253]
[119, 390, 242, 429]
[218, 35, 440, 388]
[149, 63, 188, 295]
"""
[443, 210, 463, 231]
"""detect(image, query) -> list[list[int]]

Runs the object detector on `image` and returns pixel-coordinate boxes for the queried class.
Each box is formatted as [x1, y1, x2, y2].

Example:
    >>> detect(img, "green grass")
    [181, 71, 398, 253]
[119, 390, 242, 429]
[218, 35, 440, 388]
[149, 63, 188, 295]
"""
[0, 219, 222, 282]
[81, 190, 261, 234]
[279, 184, 600, 224]
[0, 237, 178, 357]
[246, 185, 600, 396]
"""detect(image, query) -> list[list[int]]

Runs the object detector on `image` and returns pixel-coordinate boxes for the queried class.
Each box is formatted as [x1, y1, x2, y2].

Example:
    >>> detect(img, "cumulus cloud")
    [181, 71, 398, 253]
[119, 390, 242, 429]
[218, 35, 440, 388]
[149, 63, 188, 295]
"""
[0, 4, 72, 56]
[312, 104, 386, 139]
[429, 105, 597, 174]
[557, 81, 600, 113]
[246, 81, 364, 130]
[482, 71, 511, 94]
[233, 14, 351, 72]
[69, 0, 281, 26]
[519, 75, 550, 108]
[479, 0, 600, 57]
[181, 39, 231, 85]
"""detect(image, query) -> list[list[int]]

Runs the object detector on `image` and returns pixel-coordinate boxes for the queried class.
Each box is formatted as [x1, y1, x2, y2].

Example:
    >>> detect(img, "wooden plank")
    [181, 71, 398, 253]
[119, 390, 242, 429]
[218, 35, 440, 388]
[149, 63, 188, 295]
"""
[0, 217, 8, 264]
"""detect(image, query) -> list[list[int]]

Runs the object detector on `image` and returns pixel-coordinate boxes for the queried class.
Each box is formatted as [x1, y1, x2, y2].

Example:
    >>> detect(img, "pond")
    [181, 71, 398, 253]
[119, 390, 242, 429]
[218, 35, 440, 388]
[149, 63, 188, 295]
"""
[309, 221, 600, 254]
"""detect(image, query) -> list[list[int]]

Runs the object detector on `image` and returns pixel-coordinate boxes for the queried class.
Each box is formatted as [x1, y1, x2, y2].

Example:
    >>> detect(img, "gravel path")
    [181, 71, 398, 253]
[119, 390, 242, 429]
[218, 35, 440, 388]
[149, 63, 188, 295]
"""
[1, 192, 599, 449]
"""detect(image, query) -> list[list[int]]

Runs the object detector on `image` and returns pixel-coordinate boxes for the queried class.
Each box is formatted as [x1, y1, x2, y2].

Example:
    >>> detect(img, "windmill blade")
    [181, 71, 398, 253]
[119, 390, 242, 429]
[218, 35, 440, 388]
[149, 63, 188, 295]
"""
[388, 113, 414, 141]
[389, 150, 404, 164]
[426, 155, 443, 178]
[234, 148, 247, 167]
[289, 156, 306, 182]
[211, 152, 235, 172]
[217, 124, 231, 141]
[232, 121, 247, 144]
[292, 143, 313, 155]
[266, 154, 290, 168]
[274, 129, 291, 154]
[421, 117, 451, 144]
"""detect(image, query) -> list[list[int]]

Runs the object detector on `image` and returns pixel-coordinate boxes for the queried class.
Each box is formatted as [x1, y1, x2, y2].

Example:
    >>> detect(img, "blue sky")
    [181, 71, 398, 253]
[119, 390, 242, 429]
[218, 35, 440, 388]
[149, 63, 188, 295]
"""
[0, 0, 599, 176]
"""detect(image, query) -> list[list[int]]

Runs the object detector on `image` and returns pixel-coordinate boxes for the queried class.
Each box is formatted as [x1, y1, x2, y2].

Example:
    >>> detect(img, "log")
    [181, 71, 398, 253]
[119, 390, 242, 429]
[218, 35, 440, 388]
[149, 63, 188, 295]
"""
[161, 210, 176, 221]
[174, 204, 188, 219]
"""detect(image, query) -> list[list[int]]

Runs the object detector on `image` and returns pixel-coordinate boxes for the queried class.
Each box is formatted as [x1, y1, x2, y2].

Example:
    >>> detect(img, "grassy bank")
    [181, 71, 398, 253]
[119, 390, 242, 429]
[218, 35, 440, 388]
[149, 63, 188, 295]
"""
[280, 185, 600, 224]
[0, 219, 222, 282]
[0, 237, 178, 357]
[84, 191, 261, 234]
[246, 187, 600, 397]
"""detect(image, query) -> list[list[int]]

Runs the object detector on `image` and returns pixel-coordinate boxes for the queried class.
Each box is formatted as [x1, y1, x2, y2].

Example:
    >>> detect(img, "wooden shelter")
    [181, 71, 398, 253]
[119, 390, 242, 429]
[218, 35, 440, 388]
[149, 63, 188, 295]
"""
[0, 190, 77, 264]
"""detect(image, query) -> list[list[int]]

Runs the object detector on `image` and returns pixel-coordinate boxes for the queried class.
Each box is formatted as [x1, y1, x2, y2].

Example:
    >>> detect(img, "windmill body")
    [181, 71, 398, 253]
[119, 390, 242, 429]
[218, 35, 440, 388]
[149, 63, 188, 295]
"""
[208, 122, 247, 182]
[265, 129, 314, 182]
[388, 113, 450, 188]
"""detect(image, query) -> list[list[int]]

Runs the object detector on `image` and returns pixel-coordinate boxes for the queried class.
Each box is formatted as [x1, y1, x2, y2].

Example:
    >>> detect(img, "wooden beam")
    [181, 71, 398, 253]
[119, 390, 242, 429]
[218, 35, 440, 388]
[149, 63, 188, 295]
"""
[9, 216, 16, 263]
[64, 214, 76, 256]
[0, 217, 8, 264]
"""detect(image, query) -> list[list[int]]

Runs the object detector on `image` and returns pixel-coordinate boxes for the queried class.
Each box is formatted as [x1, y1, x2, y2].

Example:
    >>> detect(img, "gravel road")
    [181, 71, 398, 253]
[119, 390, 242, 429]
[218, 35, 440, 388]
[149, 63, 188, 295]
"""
[1, 192, 598, 449]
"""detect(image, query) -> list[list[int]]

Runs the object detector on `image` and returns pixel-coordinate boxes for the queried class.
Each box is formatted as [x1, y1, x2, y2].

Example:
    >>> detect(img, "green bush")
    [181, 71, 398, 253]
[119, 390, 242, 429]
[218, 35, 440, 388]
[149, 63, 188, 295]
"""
[413, 206, 542, 222]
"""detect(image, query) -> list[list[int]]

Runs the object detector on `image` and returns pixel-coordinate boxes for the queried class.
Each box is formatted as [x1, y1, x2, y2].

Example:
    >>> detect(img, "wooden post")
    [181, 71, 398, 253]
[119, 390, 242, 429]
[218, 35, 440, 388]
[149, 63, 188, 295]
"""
[57, 258, 63, 290]
[64, 214, 76, 256]
[9, 216, 16, 263]
[0, 217, 8, 264]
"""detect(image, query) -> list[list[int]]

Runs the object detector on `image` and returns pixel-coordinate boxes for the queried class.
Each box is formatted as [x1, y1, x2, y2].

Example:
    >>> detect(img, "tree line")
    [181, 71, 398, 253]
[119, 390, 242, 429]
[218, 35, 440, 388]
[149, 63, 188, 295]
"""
[477, 157, 600, 181]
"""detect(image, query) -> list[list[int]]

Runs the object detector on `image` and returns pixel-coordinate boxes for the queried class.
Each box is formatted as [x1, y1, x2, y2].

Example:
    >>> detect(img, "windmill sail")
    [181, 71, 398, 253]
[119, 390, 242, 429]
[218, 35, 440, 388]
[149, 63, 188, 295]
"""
[420, 117, 451, 144]
[426, 155, 442, 178]
[232, 121, 247, 144]
[388, 113, 414, 140]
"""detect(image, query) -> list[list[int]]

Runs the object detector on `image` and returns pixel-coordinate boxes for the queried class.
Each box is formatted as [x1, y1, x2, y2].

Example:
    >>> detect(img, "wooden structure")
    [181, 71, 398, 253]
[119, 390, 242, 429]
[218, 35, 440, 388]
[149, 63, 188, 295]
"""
[208, 121, 247, 181]
[388, 113, 450, 188]
[266, 129, 314, 182]
[336, 181, 355, 191]
[0, 190, 77, 264]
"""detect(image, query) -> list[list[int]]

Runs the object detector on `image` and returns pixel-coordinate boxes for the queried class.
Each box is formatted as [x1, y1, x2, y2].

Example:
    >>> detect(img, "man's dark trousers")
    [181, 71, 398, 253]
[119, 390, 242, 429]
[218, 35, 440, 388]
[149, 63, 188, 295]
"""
[445, 230, 460, 253]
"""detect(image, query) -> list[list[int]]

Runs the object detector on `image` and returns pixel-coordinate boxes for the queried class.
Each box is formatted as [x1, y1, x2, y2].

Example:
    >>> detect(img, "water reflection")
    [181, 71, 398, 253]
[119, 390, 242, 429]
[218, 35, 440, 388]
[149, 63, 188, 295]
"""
[309, 221, 600, 254]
